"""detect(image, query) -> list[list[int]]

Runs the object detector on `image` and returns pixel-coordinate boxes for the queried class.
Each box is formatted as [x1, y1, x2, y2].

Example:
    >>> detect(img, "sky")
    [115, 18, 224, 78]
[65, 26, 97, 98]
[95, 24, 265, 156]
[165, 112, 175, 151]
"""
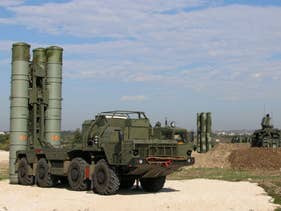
[0, 0, 281, 131]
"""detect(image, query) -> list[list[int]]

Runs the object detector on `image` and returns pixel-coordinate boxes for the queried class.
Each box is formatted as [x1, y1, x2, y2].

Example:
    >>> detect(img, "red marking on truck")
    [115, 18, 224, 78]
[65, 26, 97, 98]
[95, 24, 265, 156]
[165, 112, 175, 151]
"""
[34, 149, 42, 154]
[162, 160, 173, 167]
[85, 166, 90, 179]
[19, 135, 27, 141]
[51, 135, 60, 141]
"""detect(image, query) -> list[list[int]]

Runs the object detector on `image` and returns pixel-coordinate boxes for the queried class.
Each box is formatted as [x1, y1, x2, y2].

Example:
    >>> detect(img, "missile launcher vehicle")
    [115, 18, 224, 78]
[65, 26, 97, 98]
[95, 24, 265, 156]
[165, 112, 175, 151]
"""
[251, 114, 281, 148]
[10, 43, 194, 195]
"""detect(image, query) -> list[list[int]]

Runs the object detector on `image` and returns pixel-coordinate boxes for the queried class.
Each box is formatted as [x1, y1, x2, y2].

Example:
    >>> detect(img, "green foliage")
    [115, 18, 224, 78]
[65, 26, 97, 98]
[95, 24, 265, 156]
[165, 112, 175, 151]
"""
[0, 134, 9, 151]
[61, 129, 82, 147]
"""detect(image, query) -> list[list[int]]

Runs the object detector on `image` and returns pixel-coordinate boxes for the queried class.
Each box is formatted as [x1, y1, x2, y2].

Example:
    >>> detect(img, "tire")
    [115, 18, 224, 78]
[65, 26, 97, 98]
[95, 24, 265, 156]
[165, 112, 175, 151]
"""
[18, 158, 34, 185]
[140, 176, 166, 192]
[68, 157, 90, 191]
[92, 159, 120, 195]
[119, 176, 135, 189]
[36, 158, 58, 187]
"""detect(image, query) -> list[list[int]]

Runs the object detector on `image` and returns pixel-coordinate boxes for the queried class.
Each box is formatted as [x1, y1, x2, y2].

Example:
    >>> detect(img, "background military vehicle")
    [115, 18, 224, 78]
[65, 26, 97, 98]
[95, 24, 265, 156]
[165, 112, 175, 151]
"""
[10, 43, 194, 195]
[231, 135, 252, 143]
[251, 114, 281, 148]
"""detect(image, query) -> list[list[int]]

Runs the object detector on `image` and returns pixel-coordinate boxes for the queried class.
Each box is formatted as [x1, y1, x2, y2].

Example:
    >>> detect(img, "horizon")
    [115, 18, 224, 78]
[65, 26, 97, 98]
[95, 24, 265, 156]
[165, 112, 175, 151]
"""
[0, 0, 281, 131]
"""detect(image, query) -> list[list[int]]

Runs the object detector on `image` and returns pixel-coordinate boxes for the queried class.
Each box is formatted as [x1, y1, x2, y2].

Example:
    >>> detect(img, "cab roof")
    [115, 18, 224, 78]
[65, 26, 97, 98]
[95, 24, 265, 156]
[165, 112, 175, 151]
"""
[97, 110, 148, 120]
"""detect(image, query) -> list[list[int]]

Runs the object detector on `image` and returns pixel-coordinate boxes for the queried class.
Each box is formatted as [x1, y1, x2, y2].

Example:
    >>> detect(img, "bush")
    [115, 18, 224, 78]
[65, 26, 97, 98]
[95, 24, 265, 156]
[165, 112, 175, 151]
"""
[0, 134, 9, 151]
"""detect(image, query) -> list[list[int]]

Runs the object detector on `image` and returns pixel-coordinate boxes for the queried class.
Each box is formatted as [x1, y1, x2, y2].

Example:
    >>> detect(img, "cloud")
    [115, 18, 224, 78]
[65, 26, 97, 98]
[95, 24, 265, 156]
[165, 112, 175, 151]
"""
[0, 0, 213, 37]
[0, 2, 281, 101]
[0, 0, 24, 7]
[121, 95, 147, 102]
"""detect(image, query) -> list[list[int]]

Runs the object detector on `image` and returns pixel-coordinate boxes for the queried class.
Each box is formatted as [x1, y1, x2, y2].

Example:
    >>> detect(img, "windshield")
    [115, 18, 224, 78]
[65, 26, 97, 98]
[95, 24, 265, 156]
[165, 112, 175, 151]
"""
[98, 110, 147, 120]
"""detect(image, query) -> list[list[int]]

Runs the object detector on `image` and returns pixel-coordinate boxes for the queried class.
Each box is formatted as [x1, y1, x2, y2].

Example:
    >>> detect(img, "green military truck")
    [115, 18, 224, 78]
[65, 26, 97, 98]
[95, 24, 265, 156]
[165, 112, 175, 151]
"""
[16, 111, 194, 194]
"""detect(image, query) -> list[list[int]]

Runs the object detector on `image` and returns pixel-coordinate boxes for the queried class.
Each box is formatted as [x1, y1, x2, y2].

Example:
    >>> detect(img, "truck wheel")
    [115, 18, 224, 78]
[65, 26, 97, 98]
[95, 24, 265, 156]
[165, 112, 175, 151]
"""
[18, 158, 34, 185]
[68, 157, 90, 191]
[92, 159, 120, 195]
[140, 176, 166, 192]
[36, 158, 58, 187]
[119, 177, 135, 189]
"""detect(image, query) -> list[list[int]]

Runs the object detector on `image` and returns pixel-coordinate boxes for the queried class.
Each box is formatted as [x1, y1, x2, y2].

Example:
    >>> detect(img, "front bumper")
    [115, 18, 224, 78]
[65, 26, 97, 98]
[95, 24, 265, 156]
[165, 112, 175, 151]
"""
[127, 156, 195, 178]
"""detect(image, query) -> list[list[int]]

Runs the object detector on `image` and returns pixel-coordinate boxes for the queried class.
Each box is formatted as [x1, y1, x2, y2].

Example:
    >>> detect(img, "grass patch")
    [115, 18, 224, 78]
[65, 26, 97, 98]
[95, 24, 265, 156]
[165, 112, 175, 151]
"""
[169, 167, 281, 181]
[0, 174, 8, 180]
[169, 167, 281, 207]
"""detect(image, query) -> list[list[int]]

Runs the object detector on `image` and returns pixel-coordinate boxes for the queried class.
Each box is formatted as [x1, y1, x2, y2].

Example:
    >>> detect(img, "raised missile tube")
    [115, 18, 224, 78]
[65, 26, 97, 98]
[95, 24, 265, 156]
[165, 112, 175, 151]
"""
[196, 113, 201, 152]
[206, 112, 212, 151]
[31, 48, 47, 145]
[9, 43, 30, 184]
[200, 112, 207, 153]
[45, 46, 63, 147]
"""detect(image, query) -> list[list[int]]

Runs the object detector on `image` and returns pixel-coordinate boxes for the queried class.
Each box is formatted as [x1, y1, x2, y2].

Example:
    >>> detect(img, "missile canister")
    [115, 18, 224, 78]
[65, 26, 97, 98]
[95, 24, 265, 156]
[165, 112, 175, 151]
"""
[45, 46, 63, 147]
[206, 112, 212, 151]
[9, 42, 30, 184]
[196, 113, 201, 152]
[200, 112, 207, 152]
[31, 48, 47, 145]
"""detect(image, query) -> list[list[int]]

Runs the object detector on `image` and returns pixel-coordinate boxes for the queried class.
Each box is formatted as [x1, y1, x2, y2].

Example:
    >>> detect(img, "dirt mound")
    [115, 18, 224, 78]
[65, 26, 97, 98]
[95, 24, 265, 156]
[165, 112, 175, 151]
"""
[191, 143, 250, 169]
[229, 148, 281, 170]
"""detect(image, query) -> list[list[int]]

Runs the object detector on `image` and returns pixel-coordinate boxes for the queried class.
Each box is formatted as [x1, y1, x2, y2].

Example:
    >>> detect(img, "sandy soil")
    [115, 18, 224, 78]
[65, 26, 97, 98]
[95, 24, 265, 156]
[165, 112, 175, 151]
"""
[0, 179, 276, 211]
[0, 150, 8, 163]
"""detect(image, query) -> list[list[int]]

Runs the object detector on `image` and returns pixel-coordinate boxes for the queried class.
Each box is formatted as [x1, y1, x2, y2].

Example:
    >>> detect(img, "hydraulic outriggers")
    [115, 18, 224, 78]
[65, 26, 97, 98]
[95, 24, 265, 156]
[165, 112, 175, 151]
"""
[9, 43, 63, 183]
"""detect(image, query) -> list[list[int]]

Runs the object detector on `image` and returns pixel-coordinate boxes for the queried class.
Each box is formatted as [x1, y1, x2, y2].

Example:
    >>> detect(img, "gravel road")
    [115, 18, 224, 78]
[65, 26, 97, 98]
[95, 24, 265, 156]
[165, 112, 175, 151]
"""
[0, 179, 276, 211]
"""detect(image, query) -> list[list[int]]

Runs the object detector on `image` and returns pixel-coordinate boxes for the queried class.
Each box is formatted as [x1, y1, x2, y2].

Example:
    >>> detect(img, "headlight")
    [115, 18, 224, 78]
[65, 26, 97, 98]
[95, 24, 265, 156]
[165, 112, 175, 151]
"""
[94, 135, 99, 144]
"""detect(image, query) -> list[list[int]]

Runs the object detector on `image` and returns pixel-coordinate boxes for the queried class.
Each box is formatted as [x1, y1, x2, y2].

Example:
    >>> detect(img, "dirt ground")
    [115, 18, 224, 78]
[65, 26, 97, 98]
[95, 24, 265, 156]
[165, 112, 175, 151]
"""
[191, 143, 250, 169]
[190, 143, 281, 171]
[0, 148, 278, 211]
[229, 147, 281, 170]
[0, 179, 276, 211]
